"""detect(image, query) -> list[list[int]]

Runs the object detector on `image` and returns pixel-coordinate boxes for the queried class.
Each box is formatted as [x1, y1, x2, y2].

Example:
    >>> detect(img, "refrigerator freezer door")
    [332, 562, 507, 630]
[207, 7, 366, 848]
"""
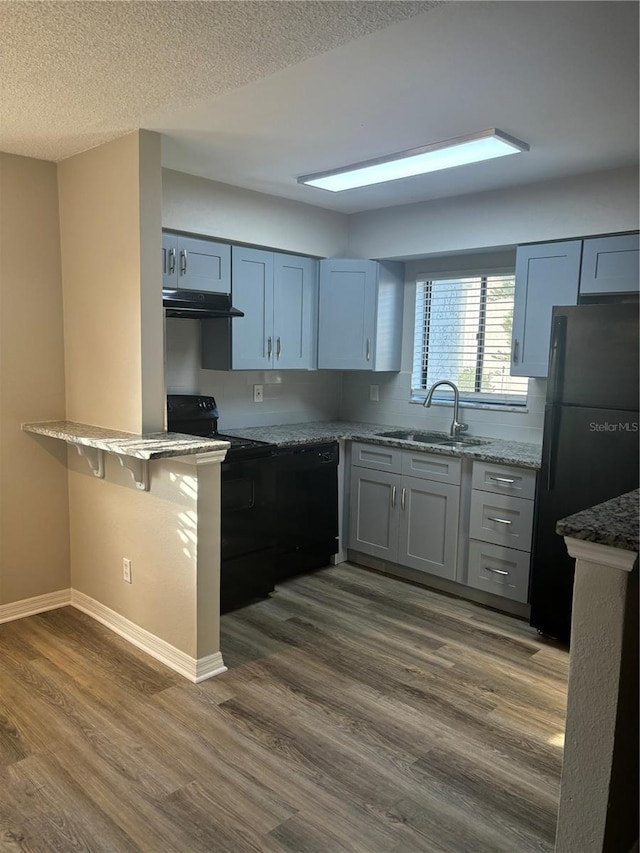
[547, 304, 639, 411]
[530, 404, 640, 641]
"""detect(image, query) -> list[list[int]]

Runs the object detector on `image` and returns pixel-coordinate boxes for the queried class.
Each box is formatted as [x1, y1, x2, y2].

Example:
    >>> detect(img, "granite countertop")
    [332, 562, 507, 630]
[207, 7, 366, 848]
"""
[22, 420, 230, 460]
[228, 420, 542, 469]
[556, 489, 640, 552]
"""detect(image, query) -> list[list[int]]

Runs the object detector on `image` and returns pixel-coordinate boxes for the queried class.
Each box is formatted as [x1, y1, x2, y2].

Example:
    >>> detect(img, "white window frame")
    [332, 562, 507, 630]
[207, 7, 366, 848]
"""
[411, 267, 528, 407]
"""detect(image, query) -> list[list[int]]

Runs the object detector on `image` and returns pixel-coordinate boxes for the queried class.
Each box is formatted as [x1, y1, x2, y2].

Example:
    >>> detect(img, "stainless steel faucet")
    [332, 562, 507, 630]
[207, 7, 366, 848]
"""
[423, 380, 469, 437]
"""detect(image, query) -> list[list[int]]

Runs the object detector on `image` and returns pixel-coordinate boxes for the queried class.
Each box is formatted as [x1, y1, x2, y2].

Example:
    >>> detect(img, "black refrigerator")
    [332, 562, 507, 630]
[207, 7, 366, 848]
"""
[529, 302, 639, 643]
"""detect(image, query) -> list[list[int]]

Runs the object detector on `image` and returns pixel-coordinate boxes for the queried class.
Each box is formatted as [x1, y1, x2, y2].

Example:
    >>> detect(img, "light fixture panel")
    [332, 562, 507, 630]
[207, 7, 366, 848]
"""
[298, 129, 529, 193]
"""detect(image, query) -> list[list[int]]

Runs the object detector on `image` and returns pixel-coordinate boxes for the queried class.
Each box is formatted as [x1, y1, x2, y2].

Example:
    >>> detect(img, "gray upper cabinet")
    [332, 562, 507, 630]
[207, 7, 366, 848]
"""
[511, 240, 582, 378]
[317, 259, 404, 371]
[202, 245, 318, 371]
[273, 253, 318, 370]
[230, 246, 274, 370]
[579, 234, 639, 295]
[162, 231, 231, 293]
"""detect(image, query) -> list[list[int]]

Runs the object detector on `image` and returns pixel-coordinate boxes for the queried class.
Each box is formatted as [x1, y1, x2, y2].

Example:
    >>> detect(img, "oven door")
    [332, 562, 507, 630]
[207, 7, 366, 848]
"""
[220, 455, 277, 611]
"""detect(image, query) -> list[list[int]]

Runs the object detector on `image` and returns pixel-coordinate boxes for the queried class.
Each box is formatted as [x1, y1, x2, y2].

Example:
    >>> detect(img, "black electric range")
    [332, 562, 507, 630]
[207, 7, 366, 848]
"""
[166, 394, 276, 460]
[167, 394, 278, 612]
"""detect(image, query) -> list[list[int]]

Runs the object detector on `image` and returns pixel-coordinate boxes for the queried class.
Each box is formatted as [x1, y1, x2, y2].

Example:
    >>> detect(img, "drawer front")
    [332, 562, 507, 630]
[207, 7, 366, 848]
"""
[472, 461, 536, 500]
[467, 539, 530, 603]
[351, 442, 402, 474]
[469, 491, 534, 551]
[401, 451, 462, 485]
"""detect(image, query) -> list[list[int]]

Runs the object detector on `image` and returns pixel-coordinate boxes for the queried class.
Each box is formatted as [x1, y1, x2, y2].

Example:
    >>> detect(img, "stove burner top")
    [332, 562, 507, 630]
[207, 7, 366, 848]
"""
[166, 395, 275, 460]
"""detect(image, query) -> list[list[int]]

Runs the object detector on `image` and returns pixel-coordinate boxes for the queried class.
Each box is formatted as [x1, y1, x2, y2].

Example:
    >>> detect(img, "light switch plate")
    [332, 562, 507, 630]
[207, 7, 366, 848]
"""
[253, 384, 264, 403]
[369, 385, 379, 402]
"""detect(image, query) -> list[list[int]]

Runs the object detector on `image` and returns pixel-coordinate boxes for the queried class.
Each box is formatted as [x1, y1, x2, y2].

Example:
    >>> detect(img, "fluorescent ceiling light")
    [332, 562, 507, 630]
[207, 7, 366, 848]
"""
[297, 129, 529, 192]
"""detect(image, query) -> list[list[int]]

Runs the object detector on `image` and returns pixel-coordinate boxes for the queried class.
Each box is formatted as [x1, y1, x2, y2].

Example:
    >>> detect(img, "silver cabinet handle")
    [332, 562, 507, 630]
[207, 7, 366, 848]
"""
[487, 516, 513, 525]
[401, 486, 406, 511]
[391, 485, 397, 508]
[512, 338, 519, 363]
[276, 336, 281, 359]
[489, 476, 516, 485]
[179, 249, 187, 275]
[366, 338, 371, 361]
[267, 336, 273, 359]
[168, 247, 176, 275]
[486, 566, 509, 576]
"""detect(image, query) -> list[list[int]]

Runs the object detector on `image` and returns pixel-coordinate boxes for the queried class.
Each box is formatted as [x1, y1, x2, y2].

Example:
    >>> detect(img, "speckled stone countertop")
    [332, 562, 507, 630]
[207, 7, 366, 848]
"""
[22, 420, 230, 460]
[228, 420, 542, 469]
[556, 489, 640, 552]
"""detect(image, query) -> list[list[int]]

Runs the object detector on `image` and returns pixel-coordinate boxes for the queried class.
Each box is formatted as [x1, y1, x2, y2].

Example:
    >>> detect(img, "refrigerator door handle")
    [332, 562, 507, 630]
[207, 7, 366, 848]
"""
[547, 314, 567, 405]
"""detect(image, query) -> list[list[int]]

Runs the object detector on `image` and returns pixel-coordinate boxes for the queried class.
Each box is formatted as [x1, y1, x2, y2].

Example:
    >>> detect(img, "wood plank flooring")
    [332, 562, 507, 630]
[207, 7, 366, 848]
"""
[0, 563, 568, 852]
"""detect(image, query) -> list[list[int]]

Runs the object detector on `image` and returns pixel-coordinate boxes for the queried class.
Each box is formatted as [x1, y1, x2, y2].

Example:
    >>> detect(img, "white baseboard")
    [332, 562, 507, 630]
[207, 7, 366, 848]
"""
[70, 590, 227, 683]
[0, 589, 71, 624]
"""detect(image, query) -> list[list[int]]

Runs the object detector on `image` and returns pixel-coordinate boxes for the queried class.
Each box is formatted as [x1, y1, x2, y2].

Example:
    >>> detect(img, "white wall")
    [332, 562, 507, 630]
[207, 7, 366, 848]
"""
[162, 168, 349, 258]
[165, 318, 342, 428]
[348, 166, 639, 260]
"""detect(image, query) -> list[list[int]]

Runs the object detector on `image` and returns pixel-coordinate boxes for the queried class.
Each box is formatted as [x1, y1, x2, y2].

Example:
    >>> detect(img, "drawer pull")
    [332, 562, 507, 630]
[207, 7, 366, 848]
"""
[487, 516, 512, 525]
[489, 476, 516, 485]
[486, 566, 509, 576]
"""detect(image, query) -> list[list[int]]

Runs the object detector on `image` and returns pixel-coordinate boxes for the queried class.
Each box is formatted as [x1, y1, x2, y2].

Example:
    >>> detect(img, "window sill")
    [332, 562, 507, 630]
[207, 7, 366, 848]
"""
[409, 395, 529, 414]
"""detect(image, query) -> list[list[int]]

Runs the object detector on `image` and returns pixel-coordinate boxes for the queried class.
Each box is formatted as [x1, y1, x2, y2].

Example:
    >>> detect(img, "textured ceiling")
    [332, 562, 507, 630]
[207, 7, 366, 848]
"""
[0, 0, 438, 162]
[1, 1, 637, 214]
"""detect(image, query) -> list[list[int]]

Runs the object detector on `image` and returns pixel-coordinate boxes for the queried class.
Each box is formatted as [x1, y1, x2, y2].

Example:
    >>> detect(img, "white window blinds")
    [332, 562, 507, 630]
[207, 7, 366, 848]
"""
[412, 274, 528, 405]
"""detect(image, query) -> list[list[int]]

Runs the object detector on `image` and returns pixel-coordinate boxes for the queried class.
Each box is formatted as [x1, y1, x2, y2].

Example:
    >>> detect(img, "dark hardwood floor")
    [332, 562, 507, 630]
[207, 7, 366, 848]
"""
[0, 563, 568, 852]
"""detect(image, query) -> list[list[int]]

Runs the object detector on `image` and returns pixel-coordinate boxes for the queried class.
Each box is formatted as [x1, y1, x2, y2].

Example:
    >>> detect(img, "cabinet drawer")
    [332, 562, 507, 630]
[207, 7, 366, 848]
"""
[467, 540, 530, 603]
[469, 491, 534, 551]
[401, 451, 461, 485]
[472, 461, 536, 500]
[351, 442, 402, 473]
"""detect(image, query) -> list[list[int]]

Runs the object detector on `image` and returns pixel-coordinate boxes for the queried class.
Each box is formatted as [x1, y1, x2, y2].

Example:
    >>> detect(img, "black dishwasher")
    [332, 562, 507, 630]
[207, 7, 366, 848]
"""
[272, 442, 339, 582]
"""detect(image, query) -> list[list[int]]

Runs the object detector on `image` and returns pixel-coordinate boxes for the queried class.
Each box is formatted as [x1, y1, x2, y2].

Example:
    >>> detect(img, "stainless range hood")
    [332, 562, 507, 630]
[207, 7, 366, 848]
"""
[162, 289, 244, 319]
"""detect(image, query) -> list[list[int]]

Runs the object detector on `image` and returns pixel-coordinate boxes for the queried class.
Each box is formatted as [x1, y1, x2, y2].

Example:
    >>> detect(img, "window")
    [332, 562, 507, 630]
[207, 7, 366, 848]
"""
[412, 273, 528, 405]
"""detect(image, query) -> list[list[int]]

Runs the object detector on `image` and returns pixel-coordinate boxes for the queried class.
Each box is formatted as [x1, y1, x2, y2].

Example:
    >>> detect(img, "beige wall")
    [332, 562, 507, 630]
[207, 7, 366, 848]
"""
[68, 451, 220, 658]
[58, 131, 164, 434]
[0, 153, 70, 605]
[162, 168, 349, 258]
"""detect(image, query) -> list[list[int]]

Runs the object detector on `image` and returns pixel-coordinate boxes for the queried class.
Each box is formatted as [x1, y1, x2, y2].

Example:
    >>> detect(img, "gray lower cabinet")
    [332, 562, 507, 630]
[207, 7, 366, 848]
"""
[162, 231, 231, 292]
[349, 443, 459, 581]
[466, 460, 536, 604]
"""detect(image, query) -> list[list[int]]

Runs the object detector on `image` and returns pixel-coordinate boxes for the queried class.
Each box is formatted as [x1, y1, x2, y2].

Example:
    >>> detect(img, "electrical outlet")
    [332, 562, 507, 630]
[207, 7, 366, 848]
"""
[369, 384, 380, 402]
[253, 384, 264, 403]
[122, 558, 132, 584]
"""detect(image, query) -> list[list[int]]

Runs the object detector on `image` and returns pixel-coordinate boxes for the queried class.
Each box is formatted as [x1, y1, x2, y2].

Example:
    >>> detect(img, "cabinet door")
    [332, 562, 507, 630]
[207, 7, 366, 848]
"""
[273, 254, 318, 370]
[231, 246, 274, 370]
[176, 235, 231, 293]
[348, 467, 399, 560]
[511, 241, 581, 377]
[397, 475, 459, 580]
[579, 234, 639, 295]
[317, 259, 377, 370]
[162, 232, 178, 288]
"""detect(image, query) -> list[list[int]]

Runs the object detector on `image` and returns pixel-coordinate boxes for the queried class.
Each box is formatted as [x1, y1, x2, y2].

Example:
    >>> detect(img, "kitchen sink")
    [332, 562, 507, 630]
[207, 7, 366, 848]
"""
[376, 429, 488, 447]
